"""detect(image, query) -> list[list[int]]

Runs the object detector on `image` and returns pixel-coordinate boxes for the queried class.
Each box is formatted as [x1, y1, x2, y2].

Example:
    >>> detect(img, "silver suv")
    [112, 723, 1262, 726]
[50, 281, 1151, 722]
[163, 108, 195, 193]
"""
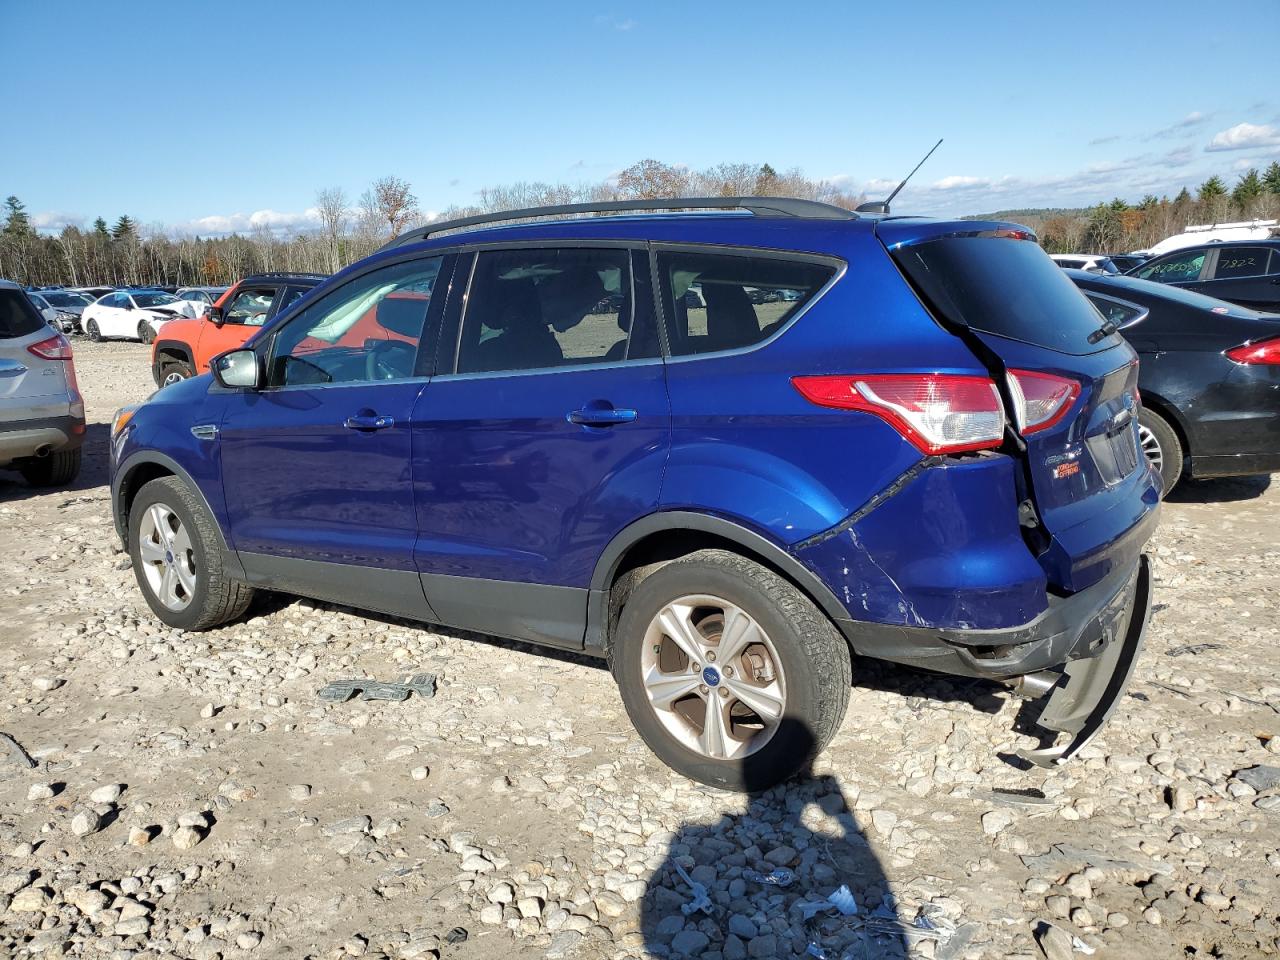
[0, 280, 85, 487]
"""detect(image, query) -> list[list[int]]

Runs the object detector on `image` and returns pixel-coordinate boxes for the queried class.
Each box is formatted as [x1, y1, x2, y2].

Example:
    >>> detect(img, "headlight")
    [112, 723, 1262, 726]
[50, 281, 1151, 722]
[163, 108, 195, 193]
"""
[111, 405, 141, 436]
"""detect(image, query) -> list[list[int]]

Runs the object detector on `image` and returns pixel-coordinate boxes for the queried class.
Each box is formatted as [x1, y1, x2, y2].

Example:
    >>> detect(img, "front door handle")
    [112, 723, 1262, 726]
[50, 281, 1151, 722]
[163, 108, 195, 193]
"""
[344, 413, 395, 431]
[568, 406, 638, 427]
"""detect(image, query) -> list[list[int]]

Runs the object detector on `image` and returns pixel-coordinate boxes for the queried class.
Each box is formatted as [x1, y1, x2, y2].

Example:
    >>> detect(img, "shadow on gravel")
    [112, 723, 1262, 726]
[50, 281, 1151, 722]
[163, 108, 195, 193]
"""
[0, 421, 112, 503]
[1165, 473, 1271, 504]
[641, 721, 908, 959]
[850, 657, 1007, 716]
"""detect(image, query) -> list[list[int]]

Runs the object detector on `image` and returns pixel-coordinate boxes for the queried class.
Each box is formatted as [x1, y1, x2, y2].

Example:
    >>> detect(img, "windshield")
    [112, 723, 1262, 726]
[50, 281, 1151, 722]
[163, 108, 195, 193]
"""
[893, 234, 1123, 355]
[133, 292, 180, 308]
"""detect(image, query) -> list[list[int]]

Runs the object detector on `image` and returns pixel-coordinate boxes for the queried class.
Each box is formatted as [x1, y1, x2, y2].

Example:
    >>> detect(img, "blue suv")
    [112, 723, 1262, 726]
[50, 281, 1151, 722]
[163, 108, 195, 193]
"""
[109, 197, 1159, 789]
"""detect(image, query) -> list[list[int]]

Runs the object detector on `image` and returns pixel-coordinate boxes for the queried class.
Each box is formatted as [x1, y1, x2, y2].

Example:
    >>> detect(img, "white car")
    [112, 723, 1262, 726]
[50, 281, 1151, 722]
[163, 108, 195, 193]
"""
[175, 286, 228, 317]
[1049, 254, 1120, 274]
[24, 292, 62, 327]
[81, 290, 195, 344]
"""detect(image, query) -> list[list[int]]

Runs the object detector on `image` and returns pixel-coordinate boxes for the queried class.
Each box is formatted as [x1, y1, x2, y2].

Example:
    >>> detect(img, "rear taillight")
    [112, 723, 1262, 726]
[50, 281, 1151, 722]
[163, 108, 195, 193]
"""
[1226, 336, 1280, 365]
[792, 373, 1005, 455]
[1006, 369, 1080, 435]
[27, 333, 73, 361]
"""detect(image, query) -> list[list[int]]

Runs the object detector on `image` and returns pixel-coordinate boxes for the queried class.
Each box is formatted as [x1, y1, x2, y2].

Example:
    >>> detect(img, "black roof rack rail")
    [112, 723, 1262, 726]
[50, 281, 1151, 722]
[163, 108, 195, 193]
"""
[242, 271, 329, 281]
[379, 196, 858, 252]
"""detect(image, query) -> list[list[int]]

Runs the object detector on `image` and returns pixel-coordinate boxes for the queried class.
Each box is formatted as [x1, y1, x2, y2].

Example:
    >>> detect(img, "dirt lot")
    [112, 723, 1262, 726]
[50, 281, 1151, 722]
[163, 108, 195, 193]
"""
[1, 340, 1278, 960]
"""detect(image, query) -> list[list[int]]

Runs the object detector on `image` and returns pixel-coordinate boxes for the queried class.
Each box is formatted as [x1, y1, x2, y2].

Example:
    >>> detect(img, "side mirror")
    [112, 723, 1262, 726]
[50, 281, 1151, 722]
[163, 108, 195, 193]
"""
[207, 306, 225, 326]
[211, 349, 262, 389]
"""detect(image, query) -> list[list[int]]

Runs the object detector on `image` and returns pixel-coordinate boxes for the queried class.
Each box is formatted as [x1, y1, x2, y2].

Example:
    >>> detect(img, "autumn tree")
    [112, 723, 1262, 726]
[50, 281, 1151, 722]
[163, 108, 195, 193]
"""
[615, 159, 690, 200]
[368, 176, 418, 239]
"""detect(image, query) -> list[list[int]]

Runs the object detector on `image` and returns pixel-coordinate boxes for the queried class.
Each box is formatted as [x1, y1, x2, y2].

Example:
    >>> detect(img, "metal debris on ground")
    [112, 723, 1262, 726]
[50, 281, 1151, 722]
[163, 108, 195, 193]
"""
[743, 866, 795, 887]
[444, 926, 468, 945]
[673, 862, 712, 916]
[0, 731, 36, 769]
[317, 673, 438, 703]
[827, 885, 858, 916]
[1166, 643, 1224, 657]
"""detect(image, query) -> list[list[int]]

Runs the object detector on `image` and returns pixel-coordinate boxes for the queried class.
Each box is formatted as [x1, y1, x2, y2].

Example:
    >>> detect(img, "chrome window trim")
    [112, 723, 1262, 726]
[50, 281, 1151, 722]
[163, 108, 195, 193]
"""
[1083, 291, 1149, 330]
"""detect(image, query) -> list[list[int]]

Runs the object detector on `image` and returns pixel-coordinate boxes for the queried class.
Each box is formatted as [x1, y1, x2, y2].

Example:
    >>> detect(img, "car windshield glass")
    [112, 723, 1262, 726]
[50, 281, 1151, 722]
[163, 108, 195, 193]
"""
[133, 292, 179, 307]
[0, 290, 47, 338]
[893, 234, 1122, 355]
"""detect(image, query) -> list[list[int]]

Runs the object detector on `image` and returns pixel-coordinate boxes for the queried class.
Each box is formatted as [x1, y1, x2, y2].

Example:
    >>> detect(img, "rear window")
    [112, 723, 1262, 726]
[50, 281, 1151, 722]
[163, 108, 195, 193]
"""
[0, 290, 47, 339]
[893, 235, 1121, 355]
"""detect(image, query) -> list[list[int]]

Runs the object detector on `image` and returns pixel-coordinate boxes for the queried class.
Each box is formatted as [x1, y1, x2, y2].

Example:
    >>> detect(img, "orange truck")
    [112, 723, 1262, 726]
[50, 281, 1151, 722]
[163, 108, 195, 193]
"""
[150, 272, 326, 386]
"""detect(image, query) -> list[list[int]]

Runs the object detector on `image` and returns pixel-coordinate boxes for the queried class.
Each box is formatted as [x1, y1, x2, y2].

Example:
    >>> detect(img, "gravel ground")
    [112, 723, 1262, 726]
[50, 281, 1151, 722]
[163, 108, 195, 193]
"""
[1, 340, 1278, 960]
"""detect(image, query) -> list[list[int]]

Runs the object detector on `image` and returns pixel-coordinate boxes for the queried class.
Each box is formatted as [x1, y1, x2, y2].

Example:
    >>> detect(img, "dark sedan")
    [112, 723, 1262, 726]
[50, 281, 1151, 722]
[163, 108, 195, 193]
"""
[1125, 239, 1280, 312]
[1068, 270, 1280, 492]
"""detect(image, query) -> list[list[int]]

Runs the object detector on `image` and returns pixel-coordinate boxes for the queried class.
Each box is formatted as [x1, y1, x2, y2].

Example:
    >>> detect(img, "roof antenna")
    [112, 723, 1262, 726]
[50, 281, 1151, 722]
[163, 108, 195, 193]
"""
[856, 138, 943, 215]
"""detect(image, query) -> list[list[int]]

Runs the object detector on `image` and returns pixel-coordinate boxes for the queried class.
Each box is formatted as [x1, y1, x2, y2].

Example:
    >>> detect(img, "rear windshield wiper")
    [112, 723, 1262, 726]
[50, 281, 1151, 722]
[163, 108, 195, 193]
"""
[1087, 319, 1119, 345]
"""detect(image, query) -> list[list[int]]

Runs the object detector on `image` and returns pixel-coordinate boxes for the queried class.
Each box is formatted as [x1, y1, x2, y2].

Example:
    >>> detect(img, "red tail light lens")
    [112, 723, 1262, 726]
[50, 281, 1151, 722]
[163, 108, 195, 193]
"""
[27, 333, 73, 361]
[1006, 369, 1080, 435]
[792, 373, 1005, 455]
[1226, 336, 1280, 365]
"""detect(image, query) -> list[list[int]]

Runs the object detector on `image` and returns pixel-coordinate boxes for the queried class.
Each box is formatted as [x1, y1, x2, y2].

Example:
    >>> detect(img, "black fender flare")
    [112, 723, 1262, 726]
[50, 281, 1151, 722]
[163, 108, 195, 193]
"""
[583, 510, 851, 654]
[112, 450, 244, 579]
[151, 340, 196, 383]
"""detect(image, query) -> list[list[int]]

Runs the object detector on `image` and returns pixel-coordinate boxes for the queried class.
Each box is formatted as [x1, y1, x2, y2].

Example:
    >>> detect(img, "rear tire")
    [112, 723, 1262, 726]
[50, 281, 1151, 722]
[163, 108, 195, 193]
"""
[86, 319, 102, 342]
[611, 549, 851, 791]
[138, 321, 155, 344]
[1138, 407, 1182, 496]
[20, 448, 81, 487]
[128, 476, 254, 630]
[159, 360, 194, 386]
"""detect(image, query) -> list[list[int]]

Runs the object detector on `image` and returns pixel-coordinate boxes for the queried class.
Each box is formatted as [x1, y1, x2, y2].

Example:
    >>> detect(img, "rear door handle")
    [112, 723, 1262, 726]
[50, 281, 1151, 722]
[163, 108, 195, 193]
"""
[568, 406, 638, 427]
[344, 414, 395, 431]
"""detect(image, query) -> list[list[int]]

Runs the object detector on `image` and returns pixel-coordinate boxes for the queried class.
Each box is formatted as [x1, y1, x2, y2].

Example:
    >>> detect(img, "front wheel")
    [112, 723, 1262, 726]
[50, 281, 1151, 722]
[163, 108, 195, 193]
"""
[138, 320, 155, 344]
[611, 549, 851, 790]
[129, 476, 255, 630]
[1138, 407, 1183, 496]
[86, 319, 102, 342]
[159, 360, 194, 386]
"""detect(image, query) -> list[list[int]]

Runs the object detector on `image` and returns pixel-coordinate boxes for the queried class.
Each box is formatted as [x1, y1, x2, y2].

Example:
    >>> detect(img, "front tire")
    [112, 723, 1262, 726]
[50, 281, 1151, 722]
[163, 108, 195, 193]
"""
[159, 360, 194, 386]
[129, 476, 254, 630]
[86, 319, 102, 342]
[1138, 407, 1182, 495]
[138, 321, 155, 344]
[611, 549, 851, 791]
[20, 449, 81, 487]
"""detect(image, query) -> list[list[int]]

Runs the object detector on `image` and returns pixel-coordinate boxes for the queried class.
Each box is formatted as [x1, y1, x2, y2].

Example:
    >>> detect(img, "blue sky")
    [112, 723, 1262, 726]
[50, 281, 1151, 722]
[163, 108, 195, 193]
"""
[3, 0, 1279, 235]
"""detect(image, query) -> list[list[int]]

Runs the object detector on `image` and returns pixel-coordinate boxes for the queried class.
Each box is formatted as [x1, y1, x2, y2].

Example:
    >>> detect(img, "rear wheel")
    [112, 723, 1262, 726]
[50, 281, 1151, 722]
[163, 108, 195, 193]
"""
[20, 448, 81, 487]
[86, 319, 102, 342]
[1138, 407, 1182, 495]
[611, 549, 851, 790]
[159, 360, 194, 386]
[129, 476, 254, 630]
[138, 320, 155, 344]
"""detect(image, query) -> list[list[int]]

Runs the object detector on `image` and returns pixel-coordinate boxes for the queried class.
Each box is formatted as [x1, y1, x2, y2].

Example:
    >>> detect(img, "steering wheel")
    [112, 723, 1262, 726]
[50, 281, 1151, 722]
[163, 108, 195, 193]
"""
[365, 340, 416, 381]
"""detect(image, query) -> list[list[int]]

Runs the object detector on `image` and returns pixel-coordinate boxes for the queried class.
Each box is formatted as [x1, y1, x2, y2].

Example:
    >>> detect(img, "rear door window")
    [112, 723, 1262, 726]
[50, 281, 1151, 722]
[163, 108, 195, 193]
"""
[0, 290, 46, 339]
[655, 250, 837, 357]
[1211, 247, 1271, 280]
[892, 235, 1121, 355]
[1134, 248, 1207, 282]
[456, 248, 645, 374]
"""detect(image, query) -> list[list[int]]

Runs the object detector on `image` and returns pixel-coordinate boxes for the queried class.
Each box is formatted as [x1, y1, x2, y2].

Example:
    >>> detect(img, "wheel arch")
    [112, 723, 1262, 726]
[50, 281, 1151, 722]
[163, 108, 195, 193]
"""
[585, 511, 851, 657]
[112, 451, 244, 578]
[1138, 389, 1191, 456]
[152, 339, 195, 378]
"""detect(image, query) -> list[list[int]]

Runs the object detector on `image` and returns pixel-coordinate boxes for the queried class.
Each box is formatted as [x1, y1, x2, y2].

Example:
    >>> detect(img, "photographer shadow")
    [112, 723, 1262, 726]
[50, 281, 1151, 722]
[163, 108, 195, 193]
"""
[640, 719, 908, 959]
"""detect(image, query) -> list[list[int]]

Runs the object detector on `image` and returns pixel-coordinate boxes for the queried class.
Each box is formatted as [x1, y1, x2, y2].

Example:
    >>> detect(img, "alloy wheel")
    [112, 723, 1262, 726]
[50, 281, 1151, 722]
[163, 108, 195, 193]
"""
[640, 595, 786, 761]
[163, 369, 187, 386]
[137, 503, 197, 611]
[1138, 423, 1163, 474]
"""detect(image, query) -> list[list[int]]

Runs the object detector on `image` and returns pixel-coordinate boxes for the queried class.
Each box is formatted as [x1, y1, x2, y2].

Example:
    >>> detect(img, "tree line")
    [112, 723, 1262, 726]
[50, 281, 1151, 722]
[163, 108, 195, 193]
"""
[4, 160, 1279, 288]
[1034, 163, 1280, 254]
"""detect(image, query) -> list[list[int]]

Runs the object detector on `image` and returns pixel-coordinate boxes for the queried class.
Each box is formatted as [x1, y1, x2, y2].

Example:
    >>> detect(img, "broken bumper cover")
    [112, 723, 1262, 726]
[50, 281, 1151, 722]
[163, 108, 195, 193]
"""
[1015, 555, 1151, 766]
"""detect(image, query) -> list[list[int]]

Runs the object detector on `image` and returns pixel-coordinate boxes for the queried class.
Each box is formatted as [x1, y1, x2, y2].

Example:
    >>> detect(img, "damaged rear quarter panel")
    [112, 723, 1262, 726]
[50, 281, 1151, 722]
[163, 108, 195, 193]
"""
[792, 454, 1048, 630]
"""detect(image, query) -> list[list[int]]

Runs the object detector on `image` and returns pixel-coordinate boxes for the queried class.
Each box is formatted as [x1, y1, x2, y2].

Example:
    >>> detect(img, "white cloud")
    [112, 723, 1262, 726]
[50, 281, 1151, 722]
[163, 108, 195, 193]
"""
[31, 211, 86, 232]
[932, 175, 990, 190]
[176, 207, 321, 236]
[1206, 122, 1280, 152]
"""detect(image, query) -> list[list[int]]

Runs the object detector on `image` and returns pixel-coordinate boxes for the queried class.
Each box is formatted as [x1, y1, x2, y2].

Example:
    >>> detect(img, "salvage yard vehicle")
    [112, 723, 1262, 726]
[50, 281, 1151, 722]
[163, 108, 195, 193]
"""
[0, 280, 85, 487]
[1126, 239, 1280, 312]
[1068, 269, 1280, 492]
[175, 286, 229, 316]
[32, 290, 93, 334]
[1048, 253, 1120, 274]
[81, 289, 195, 344]
[109, 197, 1159, 789]
[150, 273, 325, 386]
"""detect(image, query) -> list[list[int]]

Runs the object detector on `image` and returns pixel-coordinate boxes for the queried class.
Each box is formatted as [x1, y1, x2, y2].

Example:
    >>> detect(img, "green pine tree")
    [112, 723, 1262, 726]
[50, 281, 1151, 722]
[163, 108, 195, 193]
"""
[1233, 169, 1264, 209]
[93, 217, 110, 239]
[1197, 176, 1227, 200]
[3, 196, 32, 237]
[1262, 161, 1280, 195]
[111, 215, 137, 241]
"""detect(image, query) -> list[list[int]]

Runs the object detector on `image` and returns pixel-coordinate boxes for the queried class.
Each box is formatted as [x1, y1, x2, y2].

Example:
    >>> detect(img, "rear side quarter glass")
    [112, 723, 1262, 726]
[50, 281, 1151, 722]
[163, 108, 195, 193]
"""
[655, 250, 838, 357]
[0, 290, 47, 339]
[1212, 247, 1272, 280]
